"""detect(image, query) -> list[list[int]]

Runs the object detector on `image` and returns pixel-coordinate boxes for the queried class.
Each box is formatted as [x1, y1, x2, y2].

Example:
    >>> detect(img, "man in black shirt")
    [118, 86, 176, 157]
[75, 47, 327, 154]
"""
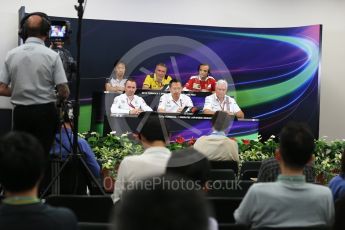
[257, 157, 315, 183]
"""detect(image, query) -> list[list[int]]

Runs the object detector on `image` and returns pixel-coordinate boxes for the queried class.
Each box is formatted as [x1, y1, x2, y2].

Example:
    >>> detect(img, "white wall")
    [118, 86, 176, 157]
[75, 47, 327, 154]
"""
[1, 0, 344, 139]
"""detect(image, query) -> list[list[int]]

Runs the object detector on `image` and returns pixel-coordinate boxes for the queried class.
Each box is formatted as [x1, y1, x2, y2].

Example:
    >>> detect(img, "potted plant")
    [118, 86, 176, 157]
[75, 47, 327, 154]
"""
[80, 132, 143, 191]
[313, 138, 344, 184]
[82, 131, 345, 185]
[238, 135, 277, 163]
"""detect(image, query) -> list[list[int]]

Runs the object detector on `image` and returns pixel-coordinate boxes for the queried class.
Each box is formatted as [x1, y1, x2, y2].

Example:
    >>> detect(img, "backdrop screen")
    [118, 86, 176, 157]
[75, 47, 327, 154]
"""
[60, 17, 321, 139]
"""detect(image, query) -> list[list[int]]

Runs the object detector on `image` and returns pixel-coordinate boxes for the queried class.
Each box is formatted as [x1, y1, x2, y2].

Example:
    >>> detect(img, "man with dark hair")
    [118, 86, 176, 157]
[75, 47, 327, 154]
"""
[112, 175, 210, 230]
[166, 148, 218, 230]
[142, 63, 172, 90]
[50, 114, 101, 179]
[257, 157, 315, 183]
[166, 147, 210, 188]
[183, 64, 216, 92]
[110, 78, 152, 115]
[234, 122, 334, 228]
[50, 41, 76, 82]
[157, 79, 193, 113]
[50, 115, 101, 194]
[111, 113, 171, 203]
[0, 13, 69, 155]
[105, 60, 127, 92]
[194, 111, 239, 162]
[0, 132, 77, 230]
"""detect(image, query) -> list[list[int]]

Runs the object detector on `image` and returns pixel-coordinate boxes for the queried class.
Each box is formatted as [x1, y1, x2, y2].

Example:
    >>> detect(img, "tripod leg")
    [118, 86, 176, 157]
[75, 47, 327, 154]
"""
[77, 154, 106, 195]
[40, 154, 73, 198]
[51, 159, 60, 195]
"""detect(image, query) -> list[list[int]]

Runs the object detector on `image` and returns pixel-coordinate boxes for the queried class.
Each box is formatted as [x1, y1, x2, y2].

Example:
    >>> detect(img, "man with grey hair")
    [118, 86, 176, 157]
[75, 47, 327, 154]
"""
[203, 80, 244, 118]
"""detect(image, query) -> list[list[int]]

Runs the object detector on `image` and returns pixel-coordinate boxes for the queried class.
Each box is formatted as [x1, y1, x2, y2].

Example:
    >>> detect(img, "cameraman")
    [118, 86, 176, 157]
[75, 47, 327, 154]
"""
[50, 111, 101, 179]
[50, 103, 101, 194]
[51, 40, 76, 82]
[0, 13, 69, 156]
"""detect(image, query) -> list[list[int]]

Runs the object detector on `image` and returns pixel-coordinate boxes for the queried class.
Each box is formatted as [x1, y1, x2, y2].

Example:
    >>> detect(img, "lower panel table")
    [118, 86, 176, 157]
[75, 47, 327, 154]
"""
[107, 113, 259, 141]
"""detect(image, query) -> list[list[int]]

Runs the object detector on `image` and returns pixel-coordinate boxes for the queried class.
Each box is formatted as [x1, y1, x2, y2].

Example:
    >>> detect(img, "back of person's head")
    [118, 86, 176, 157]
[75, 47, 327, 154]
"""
[279, 122, 315, 169]
[166, 147, 210, 187]
[138, 113, 167, 143]
[212, 111, 231, 131]
[0, 132, 46, 192]
[112, 175, 209, 230]
[20, 12, 51, 39]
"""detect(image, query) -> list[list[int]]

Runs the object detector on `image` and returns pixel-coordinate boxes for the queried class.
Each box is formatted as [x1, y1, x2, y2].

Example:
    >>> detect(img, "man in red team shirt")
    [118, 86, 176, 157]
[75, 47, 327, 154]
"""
[183, 64, 216, 92]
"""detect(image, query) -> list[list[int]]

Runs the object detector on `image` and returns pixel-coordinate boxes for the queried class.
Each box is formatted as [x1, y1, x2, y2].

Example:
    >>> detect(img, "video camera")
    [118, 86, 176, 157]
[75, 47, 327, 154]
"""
[49, 20, 71, 42]
[57, 100, 74, 123]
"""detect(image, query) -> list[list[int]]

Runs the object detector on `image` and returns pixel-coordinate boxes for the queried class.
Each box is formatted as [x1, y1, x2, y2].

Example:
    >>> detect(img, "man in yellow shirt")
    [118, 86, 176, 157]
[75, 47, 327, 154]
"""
[142, 63, 172, 90]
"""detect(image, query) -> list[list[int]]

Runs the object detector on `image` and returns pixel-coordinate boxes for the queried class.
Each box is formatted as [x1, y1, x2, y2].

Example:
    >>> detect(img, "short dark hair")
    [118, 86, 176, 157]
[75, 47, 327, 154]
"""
[0, 132, 46, 192]
[212, 111, 231, 131]
[166, 147, 210, 186]
[169, 78, 181, 87]
[279, 122, 315, 169]
[198, 64, 210, 73]
[124, 78, 136, 86]
[112, 175, 209, 230]
[138, 113, 167, 143]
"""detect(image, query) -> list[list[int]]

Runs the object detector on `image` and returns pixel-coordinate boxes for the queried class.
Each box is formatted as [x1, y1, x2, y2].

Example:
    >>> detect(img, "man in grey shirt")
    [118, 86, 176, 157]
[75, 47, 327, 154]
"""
[0, 12, 69, 155]
[234, 122, 334, 229]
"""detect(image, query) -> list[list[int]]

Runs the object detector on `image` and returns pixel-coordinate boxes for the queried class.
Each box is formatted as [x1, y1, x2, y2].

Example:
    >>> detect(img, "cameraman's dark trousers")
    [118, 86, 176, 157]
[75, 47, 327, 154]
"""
[13, 102, 59, 196]
[13, 102, 59, 156]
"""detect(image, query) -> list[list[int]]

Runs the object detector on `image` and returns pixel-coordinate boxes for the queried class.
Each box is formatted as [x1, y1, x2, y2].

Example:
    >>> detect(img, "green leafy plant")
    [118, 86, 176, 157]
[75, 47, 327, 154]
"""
[238, 135, 277, 162]
[80, 132, 143, 173]
[81, 131, 345, 184]
[237, 136, 344, 184]
[313, 138, 345, 183]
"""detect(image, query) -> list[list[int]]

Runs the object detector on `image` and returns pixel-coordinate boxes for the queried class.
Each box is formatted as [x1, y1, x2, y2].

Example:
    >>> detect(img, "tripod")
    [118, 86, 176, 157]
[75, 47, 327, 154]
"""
[41, 0, 105, 197]
[41, 103, 105, 197]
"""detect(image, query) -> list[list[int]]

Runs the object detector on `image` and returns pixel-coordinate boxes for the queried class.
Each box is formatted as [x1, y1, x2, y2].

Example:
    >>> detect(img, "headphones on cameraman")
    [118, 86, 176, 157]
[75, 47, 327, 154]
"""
[198, 64, 211, 76]
[18, 12, 51, 41]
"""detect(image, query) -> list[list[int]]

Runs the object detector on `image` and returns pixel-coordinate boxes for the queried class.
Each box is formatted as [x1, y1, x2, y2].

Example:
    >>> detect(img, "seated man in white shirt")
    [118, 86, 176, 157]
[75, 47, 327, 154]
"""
[111, 113, 171, 204]
[157, 79, 193, 113]
[203, 79, 244, 118]
[110, 78, 152, 115]
[234, 122, 334, 229]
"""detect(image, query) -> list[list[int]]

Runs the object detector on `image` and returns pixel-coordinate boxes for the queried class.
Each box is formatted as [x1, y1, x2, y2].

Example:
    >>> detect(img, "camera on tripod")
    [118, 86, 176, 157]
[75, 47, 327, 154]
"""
[49, 20, 76, 81]
[49, 20, 71, 42]
[58, 100, 74, 123]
